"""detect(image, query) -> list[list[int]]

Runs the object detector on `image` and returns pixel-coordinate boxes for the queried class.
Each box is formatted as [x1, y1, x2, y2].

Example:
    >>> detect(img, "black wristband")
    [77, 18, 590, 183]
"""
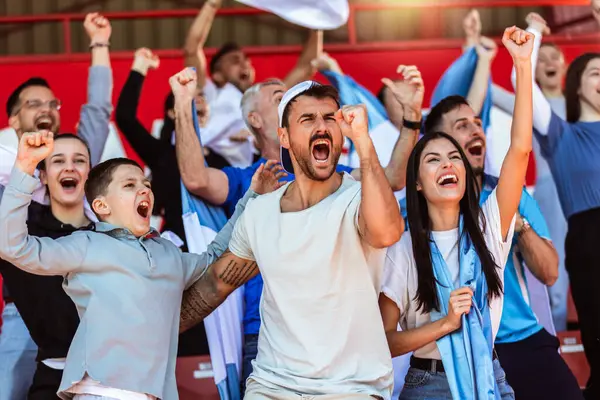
[89, 42, 110, 50]
[402, 118, 422, 130]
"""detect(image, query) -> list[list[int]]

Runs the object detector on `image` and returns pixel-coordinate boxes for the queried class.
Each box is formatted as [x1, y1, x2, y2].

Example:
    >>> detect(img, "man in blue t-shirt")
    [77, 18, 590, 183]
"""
[421, 95, 583, 400]
[174, 76, 422, 390]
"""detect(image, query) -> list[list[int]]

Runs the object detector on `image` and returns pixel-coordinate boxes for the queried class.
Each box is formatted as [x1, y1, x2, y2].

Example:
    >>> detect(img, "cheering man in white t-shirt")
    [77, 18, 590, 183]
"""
[179, 80, 405, 399]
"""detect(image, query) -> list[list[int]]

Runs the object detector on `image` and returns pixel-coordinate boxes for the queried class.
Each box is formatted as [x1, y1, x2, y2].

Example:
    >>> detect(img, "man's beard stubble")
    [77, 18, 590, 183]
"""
[289, 143, 342, 182]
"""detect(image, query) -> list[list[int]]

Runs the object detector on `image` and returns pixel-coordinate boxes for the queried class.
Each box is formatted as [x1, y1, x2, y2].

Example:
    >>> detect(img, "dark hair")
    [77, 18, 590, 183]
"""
[424, 95, 470, 134]
[406, 131, 502, 313]
[281, 83, 341, 129]
[164, 91, 175, 115]
[6, 77, 51, 117]
[84, 158, 142, 209]
[565, 53, 600, 123]
[209, 42, 241, 75]
[38, 133, 91, 171]
[376, 85, 387, 107]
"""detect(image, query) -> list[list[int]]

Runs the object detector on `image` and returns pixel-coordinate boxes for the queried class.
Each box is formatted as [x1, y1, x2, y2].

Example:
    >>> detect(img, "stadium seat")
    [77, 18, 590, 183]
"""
[557, 331, 589, 389]
[176, 356, 220, 400]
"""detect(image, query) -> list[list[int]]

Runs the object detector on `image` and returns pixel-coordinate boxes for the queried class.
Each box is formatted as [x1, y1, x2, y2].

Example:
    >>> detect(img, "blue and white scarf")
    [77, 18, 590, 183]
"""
[429, 217, 500, 400]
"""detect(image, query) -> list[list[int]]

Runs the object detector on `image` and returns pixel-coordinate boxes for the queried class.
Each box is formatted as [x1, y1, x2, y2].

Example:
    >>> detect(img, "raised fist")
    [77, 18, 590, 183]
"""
[463, 9, 481, 40]
[84, 13, 111, 43]
[335, 104, 369, 141]
[169, 68, 197, 103]
[16, 131, 54, 174]
[475, 36, 498, 63]
[502, 26, 534, 62]
[381, 65, 424, 117]
[525, 12, 550, 36]
[132, 48, 160, 75]
[310, 53, 342, 75]
[593, 0, 600, 27]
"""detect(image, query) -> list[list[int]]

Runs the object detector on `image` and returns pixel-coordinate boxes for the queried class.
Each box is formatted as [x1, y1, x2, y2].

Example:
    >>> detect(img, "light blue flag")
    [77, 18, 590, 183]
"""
[430, 46, 493, 133]
[180, 100, 243, 400]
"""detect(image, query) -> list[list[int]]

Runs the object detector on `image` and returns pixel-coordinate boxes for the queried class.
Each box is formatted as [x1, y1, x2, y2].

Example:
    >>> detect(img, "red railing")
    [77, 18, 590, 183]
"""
[0, 0, 596, 64]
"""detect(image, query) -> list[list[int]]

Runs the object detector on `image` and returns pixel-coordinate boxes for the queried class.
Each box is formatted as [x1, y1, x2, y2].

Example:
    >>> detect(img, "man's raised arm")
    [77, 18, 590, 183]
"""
[169, 68, 230, 205]
[184, 0, 221, 87]
[337, 105, 404, 249]
[78, 13, 113, 167]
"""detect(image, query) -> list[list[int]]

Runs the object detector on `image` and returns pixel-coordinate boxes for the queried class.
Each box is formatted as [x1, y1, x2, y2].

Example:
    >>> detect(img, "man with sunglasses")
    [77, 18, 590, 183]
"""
[0, 13, 113, 400]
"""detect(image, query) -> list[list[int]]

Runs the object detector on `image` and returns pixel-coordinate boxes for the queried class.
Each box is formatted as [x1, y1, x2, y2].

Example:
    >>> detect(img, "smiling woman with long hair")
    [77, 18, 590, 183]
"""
[379, 26, 534, 400]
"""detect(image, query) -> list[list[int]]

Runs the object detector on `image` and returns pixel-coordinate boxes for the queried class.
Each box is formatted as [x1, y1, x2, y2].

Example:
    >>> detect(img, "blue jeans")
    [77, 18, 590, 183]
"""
[241, 334, 259, 394]
[0, 303, 37, 400]
[399, 358, 514, 399]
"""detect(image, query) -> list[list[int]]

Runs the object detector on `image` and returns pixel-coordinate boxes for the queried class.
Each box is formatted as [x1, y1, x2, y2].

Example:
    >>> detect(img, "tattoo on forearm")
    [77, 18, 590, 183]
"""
[218, 256, 258, 287]
[180, 271, 221, 332]
[179, 250, 258, 332]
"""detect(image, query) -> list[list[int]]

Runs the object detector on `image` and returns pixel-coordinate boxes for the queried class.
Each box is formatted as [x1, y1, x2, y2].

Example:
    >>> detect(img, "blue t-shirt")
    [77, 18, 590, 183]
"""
[222, 158, 354, 335]
[481, 178, 549, 343]
[535, 112, 600, 218]
[398, 176, 549, 343]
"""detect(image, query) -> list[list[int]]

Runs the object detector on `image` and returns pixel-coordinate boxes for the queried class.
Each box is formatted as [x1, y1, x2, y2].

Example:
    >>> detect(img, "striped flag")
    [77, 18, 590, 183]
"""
[181, 101, 244, 400]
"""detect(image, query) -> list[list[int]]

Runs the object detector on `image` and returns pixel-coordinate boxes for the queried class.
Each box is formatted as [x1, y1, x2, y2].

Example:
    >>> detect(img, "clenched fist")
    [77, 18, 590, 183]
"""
[16, 131, 54, 175]
[463, 9, 481, 41]
[475, 36, 498, 63]
[335, 104, 369, 142]
[84, 12, 111, 43]
[502, 26, 534, 62]
[444, 287, 473, 331]
[169, 68, 197, 104]
[132, 48, 160, 76]
[525, 12, 550, 35]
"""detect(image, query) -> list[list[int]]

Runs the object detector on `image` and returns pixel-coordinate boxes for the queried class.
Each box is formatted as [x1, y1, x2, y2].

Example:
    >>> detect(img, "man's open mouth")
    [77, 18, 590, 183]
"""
[437, 173, 459, 187]
[546, 69, 557, 78]
[137, 200, 150, 219]
[466, 140, 484, 157]
[35, 116, 53, 131]
[311, 139, 331, 163]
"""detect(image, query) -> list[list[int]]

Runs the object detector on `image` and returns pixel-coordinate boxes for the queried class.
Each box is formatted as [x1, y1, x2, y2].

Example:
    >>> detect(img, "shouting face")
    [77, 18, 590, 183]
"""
[9, 85, 61, 137]
[280, 95, 343, 181]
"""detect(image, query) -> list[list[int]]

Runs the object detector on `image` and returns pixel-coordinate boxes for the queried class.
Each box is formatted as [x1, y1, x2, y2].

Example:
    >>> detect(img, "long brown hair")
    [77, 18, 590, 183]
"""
[565, 53, 600, 123]
[406, 132, 503, 313]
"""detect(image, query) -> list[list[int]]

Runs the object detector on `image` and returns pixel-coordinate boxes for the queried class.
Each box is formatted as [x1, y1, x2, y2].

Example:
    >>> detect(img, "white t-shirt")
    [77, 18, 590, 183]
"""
[229, 173, 393, 399]
[201, 80, 255, 168]
[381, 188, 515, 360]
